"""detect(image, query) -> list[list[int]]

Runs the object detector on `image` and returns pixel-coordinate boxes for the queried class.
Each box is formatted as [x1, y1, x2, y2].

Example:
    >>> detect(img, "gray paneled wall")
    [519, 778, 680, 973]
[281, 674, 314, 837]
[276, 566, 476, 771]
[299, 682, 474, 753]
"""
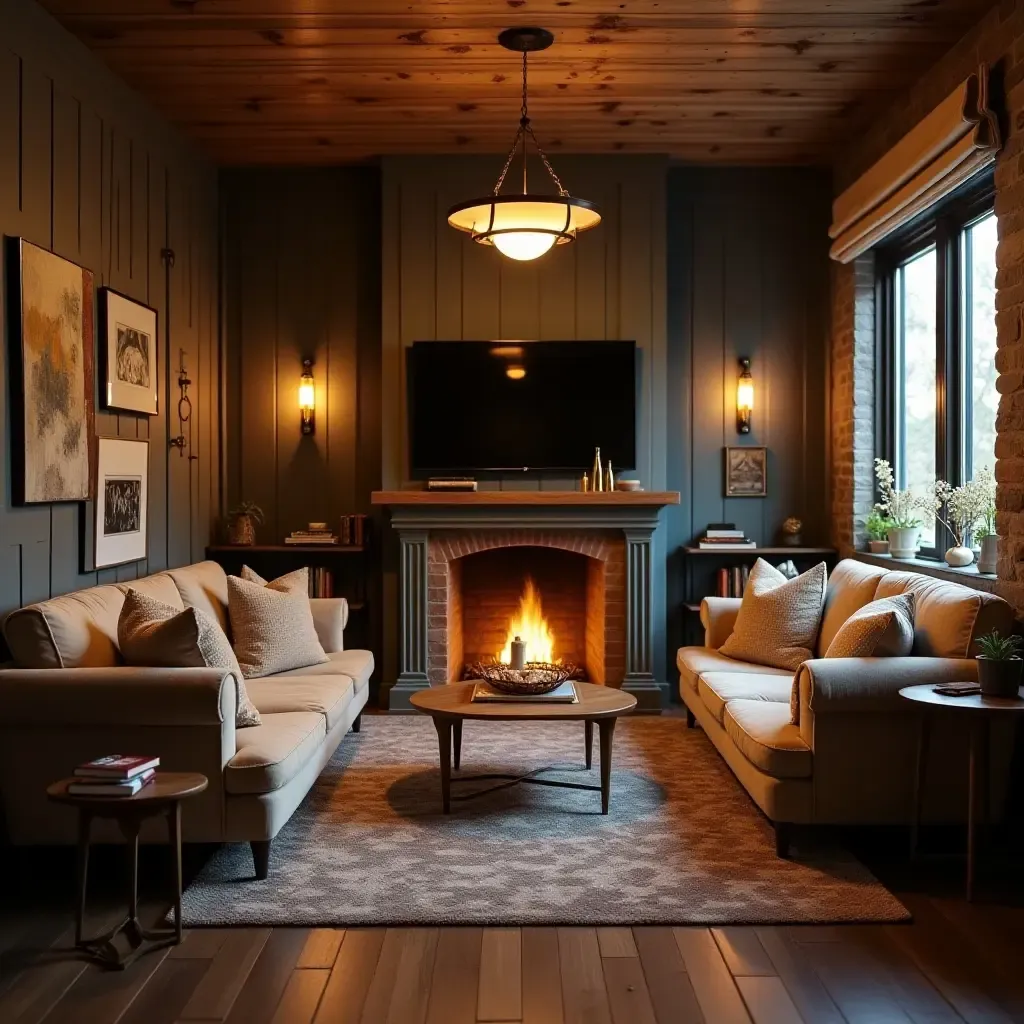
[0, 0, 219, 627]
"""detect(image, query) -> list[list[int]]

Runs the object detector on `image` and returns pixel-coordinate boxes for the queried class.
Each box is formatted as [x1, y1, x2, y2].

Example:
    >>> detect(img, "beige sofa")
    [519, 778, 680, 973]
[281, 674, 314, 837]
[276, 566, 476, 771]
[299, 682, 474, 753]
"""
[0, 560, 373, 879]
[677, 558, 1016, 857]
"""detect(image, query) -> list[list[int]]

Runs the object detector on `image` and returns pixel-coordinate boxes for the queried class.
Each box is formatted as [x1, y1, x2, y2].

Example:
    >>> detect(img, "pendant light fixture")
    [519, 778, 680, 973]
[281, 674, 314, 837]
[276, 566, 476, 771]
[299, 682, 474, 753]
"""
[447, 27, 601, 262]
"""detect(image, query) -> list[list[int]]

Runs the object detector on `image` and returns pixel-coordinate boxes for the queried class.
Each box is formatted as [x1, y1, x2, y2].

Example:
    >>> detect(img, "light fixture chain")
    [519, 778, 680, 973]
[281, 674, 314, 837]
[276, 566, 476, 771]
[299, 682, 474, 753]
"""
[492, 123, 525, 195]
[521, 51, 529, 121]
[524, 124, 569, 196]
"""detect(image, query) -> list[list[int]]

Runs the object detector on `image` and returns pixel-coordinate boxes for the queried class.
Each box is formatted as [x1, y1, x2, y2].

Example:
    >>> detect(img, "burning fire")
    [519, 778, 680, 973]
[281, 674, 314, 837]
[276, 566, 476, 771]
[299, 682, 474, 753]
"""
[498, 577, 557, 665]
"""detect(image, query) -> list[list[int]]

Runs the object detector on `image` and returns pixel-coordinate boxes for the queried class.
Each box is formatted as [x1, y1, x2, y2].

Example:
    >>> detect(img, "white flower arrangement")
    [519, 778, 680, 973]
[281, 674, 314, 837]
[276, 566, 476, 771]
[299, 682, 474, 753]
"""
[873, 458, 933, 530]
[934, 467, 995, 548]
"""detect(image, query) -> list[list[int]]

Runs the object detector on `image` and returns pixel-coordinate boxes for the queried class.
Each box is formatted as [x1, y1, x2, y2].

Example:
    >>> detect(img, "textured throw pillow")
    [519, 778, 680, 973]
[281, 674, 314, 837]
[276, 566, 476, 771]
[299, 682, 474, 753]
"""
[824, 592, 916, 659]
[227, 573, 328, 678]
[117, 589, 261, 727]
[240, 565, 309, 595]
[720, 559, 828, 671]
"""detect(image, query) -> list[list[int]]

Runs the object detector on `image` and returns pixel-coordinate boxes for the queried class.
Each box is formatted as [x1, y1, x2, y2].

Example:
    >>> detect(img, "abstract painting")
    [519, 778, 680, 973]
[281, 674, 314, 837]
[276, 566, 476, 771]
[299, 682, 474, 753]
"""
[95, 437, 148, 568]
[725, 446, 768, 497]
[100, 288, 158, 414]
[7, 238, 94, 503]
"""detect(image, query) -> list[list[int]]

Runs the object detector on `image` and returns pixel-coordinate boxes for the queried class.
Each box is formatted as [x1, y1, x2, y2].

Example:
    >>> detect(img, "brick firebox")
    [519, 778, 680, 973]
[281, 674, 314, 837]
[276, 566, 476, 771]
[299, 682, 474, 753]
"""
[427, 531, 627, 686]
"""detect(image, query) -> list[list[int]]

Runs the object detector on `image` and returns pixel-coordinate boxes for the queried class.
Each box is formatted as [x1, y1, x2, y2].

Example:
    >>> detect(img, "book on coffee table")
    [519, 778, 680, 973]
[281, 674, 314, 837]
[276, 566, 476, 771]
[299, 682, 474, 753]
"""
[471, 681, 579, 704]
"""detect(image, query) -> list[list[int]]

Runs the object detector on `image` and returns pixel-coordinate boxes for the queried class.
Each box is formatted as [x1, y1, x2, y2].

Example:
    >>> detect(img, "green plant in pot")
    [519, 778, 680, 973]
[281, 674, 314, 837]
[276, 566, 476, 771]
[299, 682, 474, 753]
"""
[227, 501, 264, 546]
[975, 630, 1023, 699]
[865, 507, 892, 554]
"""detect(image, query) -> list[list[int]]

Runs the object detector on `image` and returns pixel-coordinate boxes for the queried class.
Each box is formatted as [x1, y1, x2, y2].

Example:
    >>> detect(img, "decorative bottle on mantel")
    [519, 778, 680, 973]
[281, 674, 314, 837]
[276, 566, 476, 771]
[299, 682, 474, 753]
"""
[592, 447, 603, 492]
[606, 460, 614, 492]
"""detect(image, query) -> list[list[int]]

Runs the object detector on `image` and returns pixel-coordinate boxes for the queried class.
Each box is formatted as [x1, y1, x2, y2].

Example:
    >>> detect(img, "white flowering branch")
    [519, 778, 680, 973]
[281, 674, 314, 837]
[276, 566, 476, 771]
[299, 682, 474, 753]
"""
[873, 458, 933, 529]
[934, 468, 995, 547]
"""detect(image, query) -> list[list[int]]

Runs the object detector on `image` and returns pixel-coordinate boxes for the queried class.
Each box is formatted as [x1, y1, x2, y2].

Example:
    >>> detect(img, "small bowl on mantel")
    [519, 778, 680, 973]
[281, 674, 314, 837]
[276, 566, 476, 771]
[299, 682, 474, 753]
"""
[615, 479, 642, 492]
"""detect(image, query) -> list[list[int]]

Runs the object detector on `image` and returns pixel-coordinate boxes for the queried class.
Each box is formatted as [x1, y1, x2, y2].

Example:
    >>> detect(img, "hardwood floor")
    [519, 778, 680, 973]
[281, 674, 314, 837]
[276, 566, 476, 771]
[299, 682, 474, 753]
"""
[3, 864, 1024, 1024]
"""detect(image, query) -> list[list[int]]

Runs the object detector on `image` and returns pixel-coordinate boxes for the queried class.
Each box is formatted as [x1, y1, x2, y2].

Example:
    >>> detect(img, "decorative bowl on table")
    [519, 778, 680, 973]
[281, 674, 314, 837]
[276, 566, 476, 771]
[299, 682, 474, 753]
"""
[468, 661, 579, 695]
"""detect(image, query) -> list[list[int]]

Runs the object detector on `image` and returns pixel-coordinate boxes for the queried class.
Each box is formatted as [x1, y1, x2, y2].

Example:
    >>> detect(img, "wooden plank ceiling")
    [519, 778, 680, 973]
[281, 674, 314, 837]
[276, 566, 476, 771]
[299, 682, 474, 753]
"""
[41, 0, 993, 166]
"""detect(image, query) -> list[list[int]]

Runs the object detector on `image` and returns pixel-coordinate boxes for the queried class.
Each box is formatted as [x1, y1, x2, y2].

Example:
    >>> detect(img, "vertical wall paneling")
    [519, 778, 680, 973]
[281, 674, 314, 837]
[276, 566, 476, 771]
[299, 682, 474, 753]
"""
[0, 0, 219, 636]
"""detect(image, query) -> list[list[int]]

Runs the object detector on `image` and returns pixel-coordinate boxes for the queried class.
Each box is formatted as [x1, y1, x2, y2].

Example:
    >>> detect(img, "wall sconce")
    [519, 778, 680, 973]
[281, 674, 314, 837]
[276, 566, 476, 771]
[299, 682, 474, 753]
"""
[299, 359, 315, 435]
[736, 357, 754, 434]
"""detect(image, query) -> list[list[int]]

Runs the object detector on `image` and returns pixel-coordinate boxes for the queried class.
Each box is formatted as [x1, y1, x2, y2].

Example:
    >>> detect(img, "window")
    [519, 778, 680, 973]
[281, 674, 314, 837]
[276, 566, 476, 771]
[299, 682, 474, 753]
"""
[876, 176, 996, 558]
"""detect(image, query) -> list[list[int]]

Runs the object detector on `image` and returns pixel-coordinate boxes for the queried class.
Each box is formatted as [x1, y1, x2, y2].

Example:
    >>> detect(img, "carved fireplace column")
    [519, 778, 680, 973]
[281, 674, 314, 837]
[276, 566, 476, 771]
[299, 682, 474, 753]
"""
[392, 529, 430, 708]
[622, 527, 661, 709]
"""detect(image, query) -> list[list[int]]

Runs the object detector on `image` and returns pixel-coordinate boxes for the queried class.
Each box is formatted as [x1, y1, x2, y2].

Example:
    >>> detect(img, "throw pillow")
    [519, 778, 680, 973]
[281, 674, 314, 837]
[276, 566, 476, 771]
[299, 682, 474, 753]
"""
[824, 592, 916, 659]
[227, 573, 328, 678]
[720, 559, 828, 671]
[240, 565, 309, 595]
[117, 589, 261, 728]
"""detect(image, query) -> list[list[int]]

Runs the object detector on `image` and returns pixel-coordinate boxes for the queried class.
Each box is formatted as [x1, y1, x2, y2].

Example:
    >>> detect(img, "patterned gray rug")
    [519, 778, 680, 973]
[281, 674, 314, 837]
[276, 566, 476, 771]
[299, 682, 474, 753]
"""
[180, 715, 909, 926]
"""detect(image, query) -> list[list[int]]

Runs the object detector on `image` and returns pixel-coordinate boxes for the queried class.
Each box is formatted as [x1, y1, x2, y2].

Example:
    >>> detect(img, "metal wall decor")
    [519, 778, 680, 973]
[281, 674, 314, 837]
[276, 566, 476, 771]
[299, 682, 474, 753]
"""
[168, 349, 197, 462]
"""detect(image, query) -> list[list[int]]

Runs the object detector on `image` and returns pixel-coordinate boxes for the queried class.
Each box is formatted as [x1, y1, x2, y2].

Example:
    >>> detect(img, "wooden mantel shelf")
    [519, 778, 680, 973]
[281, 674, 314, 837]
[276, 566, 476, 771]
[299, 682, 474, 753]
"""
[371, 490, 680, 506]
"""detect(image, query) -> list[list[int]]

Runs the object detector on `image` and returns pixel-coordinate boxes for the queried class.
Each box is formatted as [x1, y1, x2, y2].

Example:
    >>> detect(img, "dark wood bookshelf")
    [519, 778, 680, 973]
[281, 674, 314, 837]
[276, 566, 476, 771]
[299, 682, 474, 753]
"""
[207, 544, 365, 554]
[683, 546, 837, 556]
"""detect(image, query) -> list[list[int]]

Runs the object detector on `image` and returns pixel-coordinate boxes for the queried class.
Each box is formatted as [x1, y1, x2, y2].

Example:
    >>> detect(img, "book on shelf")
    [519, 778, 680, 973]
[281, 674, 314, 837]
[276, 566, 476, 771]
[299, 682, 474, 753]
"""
[73, 754, 159, 780]
[471, 681, 579, 704]
[308, 566, 335, 599]
[285, 535, 338, 545]
[714, 564, 751, 598]
[705, 528, 746, 539]
[338, 514, 369, 547]
[68, 768, 156, 797]
[697, 541, 756, 550]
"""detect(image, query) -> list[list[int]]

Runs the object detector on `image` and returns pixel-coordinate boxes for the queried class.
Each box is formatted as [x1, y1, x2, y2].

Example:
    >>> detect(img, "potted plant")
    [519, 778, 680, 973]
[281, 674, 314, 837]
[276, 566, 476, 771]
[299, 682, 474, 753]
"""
[227, 501, 264, 546]
[974, 469, 998, 574]
[934, 468, 994, 568]
[873, 458, 931, 559]
[975, 629, 1023, 698]
[865, 508, 892, 554]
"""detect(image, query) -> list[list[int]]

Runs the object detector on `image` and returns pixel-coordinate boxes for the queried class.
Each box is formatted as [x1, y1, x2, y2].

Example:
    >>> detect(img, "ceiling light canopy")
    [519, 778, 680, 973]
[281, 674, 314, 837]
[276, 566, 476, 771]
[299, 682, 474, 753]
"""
[447, 27, 601, 262]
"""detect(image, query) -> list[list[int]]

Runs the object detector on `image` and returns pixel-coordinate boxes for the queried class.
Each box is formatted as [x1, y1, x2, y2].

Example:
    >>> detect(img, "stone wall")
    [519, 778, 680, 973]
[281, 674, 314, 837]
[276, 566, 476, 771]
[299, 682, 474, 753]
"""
[830, 0, 1024, 613]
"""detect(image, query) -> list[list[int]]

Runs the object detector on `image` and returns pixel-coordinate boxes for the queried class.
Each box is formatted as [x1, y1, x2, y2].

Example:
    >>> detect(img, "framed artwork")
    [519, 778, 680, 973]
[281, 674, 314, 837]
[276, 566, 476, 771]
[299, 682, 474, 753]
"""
[95, 437, 149, 568]
[100, 288, 158, 415]
[6, 237, 94, 503]
[725, 446, 767, 497]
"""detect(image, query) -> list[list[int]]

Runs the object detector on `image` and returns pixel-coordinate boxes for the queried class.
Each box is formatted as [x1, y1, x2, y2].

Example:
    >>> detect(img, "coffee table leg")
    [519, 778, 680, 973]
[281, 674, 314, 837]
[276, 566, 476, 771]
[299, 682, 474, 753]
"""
[968, 718, 984, 902]
[453, 720, 463, 772]
[598, 719, 616, 814]
[910, 713, 929, 860]
[433, 718, 452, 814]
[169, 802, 183, 944]
[75, 810, 91, 947]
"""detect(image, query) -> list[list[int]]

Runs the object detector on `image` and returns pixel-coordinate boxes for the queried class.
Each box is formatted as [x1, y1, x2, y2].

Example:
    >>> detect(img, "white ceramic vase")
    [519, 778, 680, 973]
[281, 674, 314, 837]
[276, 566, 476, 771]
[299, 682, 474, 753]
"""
[886, 526, 919, 559]
[944, 545, 974, 568]
[977, 534, 998, 575]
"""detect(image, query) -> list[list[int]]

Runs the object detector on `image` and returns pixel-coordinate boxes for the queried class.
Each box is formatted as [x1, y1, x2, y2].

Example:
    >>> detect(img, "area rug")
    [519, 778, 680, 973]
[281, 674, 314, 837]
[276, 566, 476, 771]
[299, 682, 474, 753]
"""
[180, 715, 909, 926]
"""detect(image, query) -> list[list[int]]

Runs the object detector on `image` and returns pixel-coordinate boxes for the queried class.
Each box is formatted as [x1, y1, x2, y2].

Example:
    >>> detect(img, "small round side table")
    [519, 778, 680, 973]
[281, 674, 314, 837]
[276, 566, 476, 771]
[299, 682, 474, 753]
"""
[47, 771, 208, 969]
[899, 684, 1024, 901]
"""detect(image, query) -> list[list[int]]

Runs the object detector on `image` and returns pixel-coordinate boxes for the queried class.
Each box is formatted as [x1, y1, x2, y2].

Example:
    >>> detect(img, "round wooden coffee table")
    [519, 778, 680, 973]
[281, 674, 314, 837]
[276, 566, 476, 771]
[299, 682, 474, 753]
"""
[410, 681, 637, 815]
[47, 771, 208, 969]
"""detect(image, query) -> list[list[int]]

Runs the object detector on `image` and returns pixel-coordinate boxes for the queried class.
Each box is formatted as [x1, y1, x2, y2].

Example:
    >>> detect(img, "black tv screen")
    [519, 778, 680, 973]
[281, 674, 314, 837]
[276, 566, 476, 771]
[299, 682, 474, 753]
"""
[409, 340, 637, 475]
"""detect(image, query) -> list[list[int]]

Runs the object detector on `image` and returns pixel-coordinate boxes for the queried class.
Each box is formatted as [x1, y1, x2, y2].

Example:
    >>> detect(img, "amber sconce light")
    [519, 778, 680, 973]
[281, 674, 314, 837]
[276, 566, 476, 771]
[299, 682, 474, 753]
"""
[299, 359, 315, 435]
[736, 357, 753, 435]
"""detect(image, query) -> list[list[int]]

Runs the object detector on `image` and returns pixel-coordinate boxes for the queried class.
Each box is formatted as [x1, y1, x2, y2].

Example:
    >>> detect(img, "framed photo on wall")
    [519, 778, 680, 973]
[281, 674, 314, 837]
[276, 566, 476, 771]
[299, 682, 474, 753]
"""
[100, 288, 158, 415]
[95, 437, 149, 568]
[724, 446, 767, 497]
[6, 237, 95, 504]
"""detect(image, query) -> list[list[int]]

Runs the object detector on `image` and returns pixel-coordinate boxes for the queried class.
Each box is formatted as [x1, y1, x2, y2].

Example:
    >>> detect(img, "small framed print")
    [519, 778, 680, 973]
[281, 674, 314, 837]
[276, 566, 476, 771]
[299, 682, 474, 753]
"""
[725, 446, 767, 497]
[100, 288, 157, 415]
[95, 437, 148, 568]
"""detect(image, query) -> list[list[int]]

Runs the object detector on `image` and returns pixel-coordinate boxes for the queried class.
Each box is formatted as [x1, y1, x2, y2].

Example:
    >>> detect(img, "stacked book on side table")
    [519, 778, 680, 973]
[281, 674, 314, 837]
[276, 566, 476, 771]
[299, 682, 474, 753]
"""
[285, 523, 338, 546]
[696, 524, 756, 550]
[68, 755, 159, 797]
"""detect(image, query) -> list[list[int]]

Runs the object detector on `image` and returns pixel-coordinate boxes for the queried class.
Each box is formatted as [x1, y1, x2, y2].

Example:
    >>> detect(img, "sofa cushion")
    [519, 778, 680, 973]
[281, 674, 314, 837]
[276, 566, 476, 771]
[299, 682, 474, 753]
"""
[825, 592, 915, 659]
[723, 700, 812, 779]
[168, 561, 231, 637]
[225, 711, 327, 795]
[272, 649, 374, 695]
[874, 572, 1014, 658]
[720, 559, 827, 671]
[245, 674, 354, 730]
[697, 671, 794, 725]
[817, 559, 887, 656]
[677, 647, 790, 692]
[241, 565, 309, 594]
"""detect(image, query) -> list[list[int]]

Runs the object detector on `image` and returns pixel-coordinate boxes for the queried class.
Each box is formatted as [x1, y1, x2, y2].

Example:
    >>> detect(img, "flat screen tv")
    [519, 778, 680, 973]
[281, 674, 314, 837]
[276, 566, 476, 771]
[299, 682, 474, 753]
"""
[409, 340, 637, 475]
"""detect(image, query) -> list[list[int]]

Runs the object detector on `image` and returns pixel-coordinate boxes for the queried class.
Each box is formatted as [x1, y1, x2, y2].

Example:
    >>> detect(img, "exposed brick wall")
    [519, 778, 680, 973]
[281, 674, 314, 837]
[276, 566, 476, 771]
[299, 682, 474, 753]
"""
[830, 1, 1024, 612]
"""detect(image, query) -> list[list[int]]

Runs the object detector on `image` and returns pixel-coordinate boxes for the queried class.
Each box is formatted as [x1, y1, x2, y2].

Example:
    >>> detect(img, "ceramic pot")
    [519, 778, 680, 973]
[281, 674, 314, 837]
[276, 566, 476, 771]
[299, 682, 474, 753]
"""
[886, 526, 919, 559]
[977, 656, 1023, 699]
[944, 545, 975, 568]
[227, 515, 256, 546]
[867, 539, 889, 554]
[978, 534, 998, 575]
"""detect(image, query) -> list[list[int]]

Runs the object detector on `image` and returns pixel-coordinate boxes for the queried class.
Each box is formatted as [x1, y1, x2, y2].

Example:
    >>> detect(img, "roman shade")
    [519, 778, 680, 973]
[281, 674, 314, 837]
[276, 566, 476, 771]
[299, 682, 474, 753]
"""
[829, 65, 999, 263]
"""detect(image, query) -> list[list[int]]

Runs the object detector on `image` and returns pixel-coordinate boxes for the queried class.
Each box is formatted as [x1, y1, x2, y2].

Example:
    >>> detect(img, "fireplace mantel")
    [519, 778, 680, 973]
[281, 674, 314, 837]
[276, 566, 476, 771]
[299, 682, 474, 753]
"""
[372, 491, 679, 506]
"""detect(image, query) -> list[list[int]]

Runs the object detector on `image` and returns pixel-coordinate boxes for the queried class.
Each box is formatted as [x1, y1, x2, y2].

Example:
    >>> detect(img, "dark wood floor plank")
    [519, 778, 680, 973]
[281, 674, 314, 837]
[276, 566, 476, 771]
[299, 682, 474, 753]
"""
[424, 927, 481, 1024]
[597, 928, 638, 958]
[296, 930, 345, 971]
[522, 927, 563, 1024]
[222, 928, 310, 1024]
[118, 956, 211, 1024]
[602, 955, 658, 1024]
[735, 977, 805, 1024]
[312, 928, 385, 1024]
[358, 929, 406, 1024]
[169, 929, 229, 960]
[178, 927, 272, 1021]
[755, 928, 844, 1024]
[558, 928, 612, 1024]
[478, 928, 522, 1023]
[382, 928, 438, 1024]
[673, 929, 752, 1024]
[712, 928, 776, 977]
[632, 927, 704, 1024]
[270, 968, 329, 1024]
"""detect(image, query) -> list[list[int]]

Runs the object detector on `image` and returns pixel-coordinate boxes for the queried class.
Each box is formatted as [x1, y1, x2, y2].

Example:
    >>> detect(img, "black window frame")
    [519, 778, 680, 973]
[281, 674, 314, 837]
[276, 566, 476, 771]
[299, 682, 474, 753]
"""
[875, 171, 996, 560]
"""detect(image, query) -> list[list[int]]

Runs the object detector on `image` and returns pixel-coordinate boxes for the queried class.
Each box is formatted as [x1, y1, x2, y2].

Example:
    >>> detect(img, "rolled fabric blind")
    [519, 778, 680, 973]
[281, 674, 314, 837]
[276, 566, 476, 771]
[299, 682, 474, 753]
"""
[830, 66, 999, 263]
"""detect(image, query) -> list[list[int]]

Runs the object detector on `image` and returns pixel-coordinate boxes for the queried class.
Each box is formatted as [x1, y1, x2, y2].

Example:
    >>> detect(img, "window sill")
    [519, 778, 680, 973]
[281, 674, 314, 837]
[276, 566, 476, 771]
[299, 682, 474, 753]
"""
[855, 551, 999, 592]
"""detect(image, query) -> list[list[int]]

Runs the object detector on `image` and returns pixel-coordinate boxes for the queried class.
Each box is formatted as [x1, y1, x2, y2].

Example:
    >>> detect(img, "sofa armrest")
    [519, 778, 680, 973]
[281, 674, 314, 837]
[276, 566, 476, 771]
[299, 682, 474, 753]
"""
[797, 657, 979, 717]
[0, 666, 237, 726]
[309, 597, 349, 653]
[700, 597, 742, 649]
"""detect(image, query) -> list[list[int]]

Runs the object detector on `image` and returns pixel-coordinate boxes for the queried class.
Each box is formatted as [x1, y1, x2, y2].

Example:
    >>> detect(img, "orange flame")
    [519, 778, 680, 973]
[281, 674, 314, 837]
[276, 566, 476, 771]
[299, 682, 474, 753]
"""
[498, 577, 557, 665]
